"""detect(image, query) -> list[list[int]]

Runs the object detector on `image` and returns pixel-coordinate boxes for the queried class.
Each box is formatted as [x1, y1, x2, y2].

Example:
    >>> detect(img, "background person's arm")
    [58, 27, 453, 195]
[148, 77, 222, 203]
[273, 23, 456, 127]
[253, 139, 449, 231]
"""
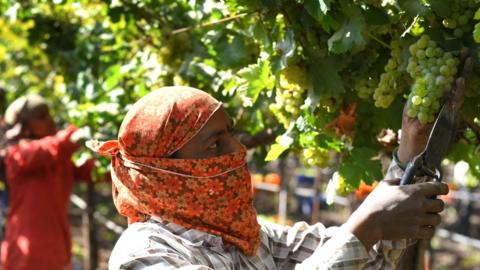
[5, 125, 79, 178]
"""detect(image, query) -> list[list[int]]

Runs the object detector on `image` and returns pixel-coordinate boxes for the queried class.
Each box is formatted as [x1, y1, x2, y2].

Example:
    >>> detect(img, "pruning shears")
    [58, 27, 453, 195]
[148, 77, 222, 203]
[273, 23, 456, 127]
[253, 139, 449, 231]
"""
[400, 54, 472, 186]
[399, 103, 457, 185]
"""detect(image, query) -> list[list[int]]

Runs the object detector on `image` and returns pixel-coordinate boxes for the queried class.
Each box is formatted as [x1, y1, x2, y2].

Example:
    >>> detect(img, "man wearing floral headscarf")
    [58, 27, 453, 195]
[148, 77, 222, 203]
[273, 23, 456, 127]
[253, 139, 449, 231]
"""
[89, 86, 448, 269]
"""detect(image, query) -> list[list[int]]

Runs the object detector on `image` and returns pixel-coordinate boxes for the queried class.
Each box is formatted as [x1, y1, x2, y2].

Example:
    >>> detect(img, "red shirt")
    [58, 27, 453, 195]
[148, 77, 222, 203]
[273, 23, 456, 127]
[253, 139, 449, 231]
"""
[1, 126, 92, 270]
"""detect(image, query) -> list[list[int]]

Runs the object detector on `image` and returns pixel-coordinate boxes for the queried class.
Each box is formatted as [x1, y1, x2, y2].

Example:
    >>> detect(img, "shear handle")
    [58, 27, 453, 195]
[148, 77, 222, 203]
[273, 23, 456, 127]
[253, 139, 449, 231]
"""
[400, 154, 424, 186]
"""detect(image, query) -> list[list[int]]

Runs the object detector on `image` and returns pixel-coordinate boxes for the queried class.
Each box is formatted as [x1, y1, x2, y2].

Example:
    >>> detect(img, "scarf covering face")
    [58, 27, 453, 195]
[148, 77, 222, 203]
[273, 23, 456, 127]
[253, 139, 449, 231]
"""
[87, 86, 260, 256]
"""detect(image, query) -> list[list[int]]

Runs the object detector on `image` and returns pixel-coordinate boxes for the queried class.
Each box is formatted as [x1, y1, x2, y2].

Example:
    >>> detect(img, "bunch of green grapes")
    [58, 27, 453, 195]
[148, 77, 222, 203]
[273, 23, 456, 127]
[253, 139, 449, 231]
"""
[406, 35, 459, 124]
[373, 40, 409, 108]
[269, 65, 308, 128]
[439, 0, 480, 38]
[354, 77, 378, 99]
[301, 147, 329, 167]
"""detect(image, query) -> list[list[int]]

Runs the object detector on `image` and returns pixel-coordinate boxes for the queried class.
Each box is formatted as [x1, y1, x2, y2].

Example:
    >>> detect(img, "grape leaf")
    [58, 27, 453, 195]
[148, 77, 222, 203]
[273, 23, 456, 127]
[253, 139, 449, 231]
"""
[251, 21, 271, 50]
[429, 0, 450, 18]
[310, 56, 345, 95]
[265, 132, 294, 161]
[475, 8, 480, 20]
[327, 9, 365, 54]
[265, 143, 289, 161]
[304, 0, 334, 19]
[217, 34, 251, 68]
[474, 23, 480, 43]
[339, 147, 383, 186]
[237, 60, 275, 106]
[364, 6, 390, 25]
[447, 142, 480, 180]
[398, 0, 428, 16]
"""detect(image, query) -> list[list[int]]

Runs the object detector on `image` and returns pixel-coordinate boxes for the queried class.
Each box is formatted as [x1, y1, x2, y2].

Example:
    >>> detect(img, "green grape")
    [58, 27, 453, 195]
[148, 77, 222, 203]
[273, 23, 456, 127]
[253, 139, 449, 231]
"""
[407, 108, 418, 118]
[436, 0, 480, 38]
[412, 95, 422, 105]
[270, 64, 308, 128]
[373, 40, 410, 108]
[301, 147, 329, 168]
[354, 77, 377, 99]
[443, 18, 457, 29]
[406, 35, 460, 123]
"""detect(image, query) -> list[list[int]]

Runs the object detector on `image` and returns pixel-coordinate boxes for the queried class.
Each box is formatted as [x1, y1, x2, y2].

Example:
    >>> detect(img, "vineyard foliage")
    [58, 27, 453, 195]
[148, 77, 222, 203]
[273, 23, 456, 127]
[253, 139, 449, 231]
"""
[0, 0, 480, 191]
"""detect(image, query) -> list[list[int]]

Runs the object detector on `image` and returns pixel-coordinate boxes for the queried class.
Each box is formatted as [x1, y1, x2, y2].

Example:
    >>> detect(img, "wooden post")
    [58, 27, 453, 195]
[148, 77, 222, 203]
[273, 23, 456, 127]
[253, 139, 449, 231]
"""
[82, 183, 98, 270]
[278, 158, 288, 225]
[311, 168, 322, 224]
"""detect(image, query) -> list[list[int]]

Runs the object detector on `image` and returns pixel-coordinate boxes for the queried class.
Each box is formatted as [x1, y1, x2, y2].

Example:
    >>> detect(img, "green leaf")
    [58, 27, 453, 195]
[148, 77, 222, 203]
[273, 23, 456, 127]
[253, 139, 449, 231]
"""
[265, 143, 289, 161]
[103, 64, 122, 91]
[474, 23, 480, 43]
[364, 7, 390, 25]
[327, 10, 365, 54]
[217, 35, 251, 67]
[410, 19, 425, 36]
[251, 21, 271, 50]
[299, 131, 317, 146]
[447, 141, 480, 180]
[304, 0, 334, 19]
[339, 147, 382, 186]
[265, 128, 295, 161]
[429, 0, 450, 18]
[237, 60, 275, 106]
[474, 8, 480, 20]
[398, 0, 428, 16]
[310, 56, 345, 95]
[316, 133, 342, 152]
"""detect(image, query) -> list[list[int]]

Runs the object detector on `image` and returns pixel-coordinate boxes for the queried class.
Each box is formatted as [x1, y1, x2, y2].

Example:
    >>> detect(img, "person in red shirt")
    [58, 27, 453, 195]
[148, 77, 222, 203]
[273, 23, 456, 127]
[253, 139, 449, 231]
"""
[0, 94, 93, 270]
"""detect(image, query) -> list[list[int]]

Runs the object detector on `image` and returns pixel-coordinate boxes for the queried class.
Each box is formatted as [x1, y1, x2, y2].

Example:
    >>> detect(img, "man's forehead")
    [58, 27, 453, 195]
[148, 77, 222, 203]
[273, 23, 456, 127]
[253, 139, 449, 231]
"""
[197, 109, 232, 140]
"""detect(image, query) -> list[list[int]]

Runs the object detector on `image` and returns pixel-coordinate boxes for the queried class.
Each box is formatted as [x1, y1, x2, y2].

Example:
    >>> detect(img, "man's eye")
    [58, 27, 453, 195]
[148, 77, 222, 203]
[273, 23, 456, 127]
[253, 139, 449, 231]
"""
[208, 142, 218, 149]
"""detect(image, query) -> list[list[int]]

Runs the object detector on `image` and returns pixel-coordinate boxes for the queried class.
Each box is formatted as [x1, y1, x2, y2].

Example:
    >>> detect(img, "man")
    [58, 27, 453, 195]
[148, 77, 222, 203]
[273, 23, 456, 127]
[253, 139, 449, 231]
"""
[89, 86, 448, 269]
[1, 94, 94, 270]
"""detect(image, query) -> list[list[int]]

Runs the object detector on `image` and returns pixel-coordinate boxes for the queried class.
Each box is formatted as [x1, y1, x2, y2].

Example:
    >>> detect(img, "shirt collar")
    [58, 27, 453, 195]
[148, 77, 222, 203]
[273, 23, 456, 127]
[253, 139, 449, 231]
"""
[150, 216, 225, 249]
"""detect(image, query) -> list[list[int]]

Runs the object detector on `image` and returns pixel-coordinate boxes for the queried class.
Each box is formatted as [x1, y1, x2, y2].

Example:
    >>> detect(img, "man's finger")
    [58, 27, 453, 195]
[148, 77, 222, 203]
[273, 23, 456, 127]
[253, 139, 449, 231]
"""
[418, 213, 442, 226]
[452, 77, 465, 110]
[461, 56, 474, 79]
[416, 225, 436, 239]
[459, 47, 469, 64]
[417, 182, 449, 196]
[423, 198, 445, 213]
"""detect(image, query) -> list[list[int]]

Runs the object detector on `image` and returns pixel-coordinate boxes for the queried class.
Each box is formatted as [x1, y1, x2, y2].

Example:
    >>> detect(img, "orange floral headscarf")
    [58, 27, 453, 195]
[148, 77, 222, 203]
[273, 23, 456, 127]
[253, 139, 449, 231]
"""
[87, 86, 260, 256]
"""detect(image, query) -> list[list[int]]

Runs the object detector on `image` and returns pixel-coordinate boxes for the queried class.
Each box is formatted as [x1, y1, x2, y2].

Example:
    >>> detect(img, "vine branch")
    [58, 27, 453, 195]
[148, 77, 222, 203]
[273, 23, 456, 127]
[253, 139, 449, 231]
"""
[367, 33, 391, 49]
[171, 12, 251, 35]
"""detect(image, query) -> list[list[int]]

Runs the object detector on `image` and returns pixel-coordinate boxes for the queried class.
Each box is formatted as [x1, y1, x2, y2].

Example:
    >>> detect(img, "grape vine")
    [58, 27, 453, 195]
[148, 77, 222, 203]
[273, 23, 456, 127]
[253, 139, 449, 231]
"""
[2, 0, 480, 192]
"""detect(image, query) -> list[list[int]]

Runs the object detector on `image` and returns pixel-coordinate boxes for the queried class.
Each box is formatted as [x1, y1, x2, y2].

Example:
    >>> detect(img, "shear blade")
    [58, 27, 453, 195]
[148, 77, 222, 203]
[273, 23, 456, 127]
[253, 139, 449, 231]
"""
[423, 104, 456, 170]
